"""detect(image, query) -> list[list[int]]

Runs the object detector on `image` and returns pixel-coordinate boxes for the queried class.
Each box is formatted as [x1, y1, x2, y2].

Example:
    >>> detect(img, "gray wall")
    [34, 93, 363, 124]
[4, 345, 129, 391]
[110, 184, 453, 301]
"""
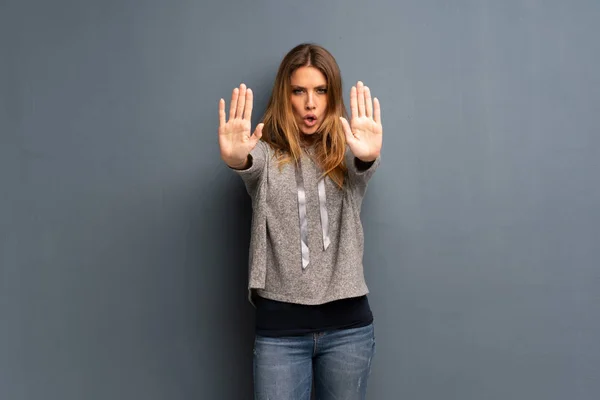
[1, 0, 599, 399]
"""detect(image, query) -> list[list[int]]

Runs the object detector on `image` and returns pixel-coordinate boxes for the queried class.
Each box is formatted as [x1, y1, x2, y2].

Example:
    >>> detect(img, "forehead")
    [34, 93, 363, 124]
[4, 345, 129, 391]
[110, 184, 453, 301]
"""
[290, 66, 327, 86]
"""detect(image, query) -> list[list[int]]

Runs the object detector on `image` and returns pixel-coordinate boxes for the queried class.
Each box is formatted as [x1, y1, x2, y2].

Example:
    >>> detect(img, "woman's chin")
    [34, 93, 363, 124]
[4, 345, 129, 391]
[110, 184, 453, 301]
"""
[300, 125, 321, 135]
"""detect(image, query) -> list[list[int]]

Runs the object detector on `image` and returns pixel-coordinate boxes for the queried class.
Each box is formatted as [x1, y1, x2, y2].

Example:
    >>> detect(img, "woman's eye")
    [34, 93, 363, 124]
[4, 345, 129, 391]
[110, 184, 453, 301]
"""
[292, 89, 304, 95]
[317, 88, 327, 94]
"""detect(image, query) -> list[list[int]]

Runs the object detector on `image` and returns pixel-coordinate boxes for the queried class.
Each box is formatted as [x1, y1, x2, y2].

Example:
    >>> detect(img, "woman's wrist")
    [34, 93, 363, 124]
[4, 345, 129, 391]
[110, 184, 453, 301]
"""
[227, 155, 250, 170]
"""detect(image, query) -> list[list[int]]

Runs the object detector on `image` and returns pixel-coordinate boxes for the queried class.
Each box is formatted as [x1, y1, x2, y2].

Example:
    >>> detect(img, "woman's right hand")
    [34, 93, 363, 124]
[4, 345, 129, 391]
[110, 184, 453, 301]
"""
[218, 83, 264, 169]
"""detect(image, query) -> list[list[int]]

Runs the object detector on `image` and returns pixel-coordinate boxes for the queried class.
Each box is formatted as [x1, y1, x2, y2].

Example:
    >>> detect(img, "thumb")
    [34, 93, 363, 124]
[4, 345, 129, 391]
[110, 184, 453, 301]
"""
[251, 123, 264, 145]
[340, 117, 354, 144]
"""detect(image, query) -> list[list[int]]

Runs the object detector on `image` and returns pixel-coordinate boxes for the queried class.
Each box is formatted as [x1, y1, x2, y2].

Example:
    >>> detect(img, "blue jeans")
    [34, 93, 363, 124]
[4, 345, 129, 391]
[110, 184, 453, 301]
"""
[253, 324, 376, 400]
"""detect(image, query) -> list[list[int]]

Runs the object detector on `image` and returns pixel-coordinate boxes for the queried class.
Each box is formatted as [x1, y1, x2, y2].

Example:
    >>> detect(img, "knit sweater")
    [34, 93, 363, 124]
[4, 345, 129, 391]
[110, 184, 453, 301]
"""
[233, 140, 380, 305]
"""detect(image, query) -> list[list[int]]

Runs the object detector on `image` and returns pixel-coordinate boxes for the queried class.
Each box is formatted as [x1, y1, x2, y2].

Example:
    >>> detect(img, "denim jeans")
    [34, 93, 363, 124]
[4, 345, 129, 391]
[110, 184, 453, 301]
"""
[253, 323, 376, 400]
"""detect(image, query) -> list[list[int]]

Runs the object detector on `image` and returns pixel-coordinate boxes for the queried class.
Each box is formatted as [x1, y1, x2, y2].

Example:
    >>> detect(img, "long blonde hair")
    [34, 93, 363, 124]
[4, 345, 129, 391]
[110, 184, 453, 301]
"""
[261, 43, 348, 188]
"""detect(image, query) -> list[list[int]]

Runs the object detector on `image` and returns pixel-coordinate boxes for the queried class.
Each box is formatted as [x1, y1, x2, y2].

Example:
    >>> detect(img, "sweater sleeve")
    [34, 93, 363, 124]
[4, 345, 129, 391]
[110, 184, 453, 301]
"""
[345, 147, 381, 200]
[230, 140, 269, 198]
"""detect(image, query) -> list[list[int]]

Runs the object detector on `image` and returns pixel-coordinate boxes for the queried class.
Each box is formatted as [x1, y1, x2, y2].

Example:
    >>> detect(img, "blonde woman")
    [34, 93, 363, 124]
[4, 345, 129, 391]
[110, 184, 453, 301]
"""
[218, 43, 383, 400]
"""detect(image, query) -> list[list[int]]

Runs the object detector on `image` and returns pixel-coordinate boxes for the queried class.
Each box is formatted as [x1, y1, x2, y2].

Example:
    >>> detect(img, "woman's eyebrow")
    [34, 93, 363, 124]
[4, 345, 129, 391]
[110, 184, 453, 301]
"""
[291, 85, 327, 89]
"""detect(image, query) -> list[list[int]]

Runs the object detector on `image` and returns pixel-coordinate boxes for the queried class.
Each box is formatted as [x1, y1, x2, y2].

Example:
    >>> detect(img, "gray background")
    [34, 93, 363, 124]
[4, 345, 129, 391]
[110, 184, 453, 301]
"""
[1, 0, 599, 399]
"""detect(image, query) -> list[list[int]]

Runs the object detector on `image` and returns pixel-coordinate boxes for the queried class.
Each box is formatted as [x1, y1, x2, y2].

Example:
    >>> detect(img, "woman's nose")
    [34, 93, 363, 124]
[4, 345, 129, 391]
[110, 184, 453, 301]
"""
[305, 93, 316, 110]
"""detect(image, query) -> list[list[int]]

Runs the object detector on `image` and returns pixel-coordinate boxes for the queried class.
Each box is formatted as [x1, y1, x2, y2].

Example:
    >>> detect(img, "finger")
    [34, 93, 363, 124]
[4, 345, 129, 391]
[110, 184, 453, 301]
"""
[244, 88, 253, 121]
[373, 97, 382, 125]
[350, 86, 358, 120]
[357, 81, 365, 117]
[365, 86, 373, 119]
[236, 83, 247, 119]
[340, 117, 355, 144]
[251, 123, 264, 144]
[219, 98, 226, 128]
[229, 87, 239, 120]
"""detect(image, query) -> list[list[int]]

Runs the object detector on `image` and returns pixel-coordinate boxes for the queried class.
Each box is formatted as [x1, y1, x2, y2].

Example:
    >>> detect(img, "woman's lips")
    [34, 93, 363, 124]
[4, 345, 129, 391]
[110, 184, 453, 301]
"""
[303, 115, 317, 127]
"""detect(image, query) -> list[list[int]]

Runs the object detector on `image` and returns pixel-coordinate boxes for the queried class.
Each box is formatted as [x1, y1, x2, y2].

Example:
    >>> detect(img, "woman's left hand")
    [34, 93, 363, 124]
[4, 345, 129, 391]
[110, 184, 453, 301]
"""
[340, 81, 383, 162]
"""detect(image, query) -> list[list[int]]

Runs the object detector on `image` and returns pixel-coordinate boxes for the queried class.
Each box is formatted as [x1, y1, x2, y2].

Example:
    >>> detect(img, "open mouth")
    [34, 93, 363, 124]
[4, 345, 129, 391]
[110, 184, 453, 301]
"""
[304, 115, 317, 127]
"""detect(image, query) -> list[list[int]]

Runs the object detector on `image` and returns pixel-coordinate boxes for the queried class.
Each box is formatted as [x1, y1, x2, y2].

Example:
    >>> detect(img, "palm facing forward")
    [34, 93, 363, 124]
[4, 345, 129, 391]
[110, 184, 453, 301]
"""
[340, 81, 383, 162]
[218, 83, 263, 169]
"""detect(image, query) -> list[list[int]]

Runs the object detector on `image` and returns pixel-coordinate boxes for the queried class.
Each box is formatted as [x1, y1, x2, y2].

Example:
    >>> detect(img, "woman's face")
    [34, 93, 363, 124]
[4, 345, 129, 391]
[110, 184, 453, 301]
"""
[290, 66, 328, 135]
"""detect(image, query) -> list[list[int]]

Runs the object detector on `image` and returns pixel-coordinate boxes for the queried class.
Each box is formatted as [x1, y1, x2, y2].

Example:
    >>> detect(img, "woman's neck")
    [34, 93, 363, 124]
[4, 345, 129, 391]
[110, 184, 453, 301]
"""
[299, 133, 320, 149]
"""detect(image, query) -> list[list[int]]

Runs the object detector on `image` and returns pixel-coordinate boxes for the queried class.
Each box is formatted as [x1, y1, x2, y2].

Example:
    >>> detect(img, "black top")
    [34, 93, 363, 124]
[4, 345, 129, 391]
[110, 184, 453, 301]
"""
[254, 294, 373, 337]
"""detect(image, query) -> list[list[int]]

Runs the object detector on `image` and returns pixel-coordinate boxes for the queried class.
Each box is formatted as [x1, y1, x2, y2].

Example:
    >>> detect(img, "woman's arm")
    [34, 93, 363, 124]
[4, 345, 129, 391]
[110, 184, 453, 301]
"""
[218, 83, 267, 196]
[341, 81, 383, 197]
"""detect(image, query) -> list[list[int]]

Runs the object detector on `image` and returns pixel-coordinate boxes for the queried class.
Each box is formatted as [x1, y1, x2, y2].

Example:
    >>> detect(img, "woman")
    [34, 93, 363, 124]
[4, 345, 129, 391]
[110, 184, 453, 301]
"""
[218, 43, 383, 400]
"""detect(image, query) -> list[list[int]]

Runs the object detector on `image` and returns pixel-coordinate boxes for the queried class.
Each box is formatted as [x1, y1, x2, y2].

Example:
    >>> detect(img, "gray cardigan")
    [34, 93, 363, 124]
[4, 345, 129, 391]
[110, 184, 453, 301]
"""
[233, 140, 380, 305]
